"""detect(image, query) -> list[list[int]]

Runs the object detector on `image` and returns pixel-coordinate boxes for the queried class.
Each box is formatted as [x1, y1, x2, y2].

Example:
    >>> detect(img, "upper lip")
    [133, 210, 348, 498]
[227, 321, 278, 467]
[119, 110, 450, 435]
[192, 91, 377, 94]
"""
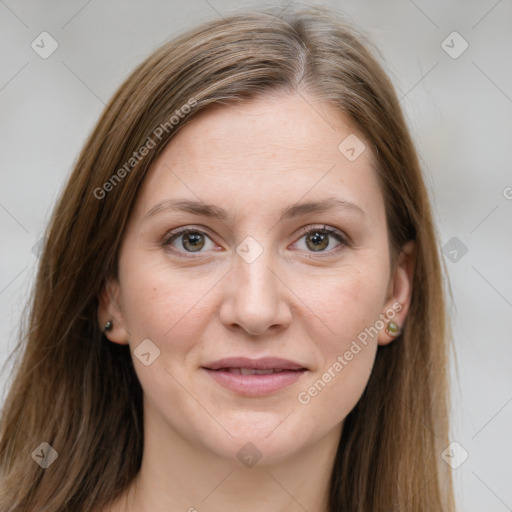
[202, 357, 307, 371]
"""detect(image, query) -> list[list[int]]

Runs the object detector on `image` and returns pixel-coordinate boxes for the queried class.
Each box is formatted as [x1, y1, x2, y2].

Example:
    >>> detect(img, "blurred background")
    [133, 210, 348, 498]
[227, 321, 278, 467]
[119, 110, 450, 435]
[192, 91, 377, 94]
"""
[0, 1, 511, 510]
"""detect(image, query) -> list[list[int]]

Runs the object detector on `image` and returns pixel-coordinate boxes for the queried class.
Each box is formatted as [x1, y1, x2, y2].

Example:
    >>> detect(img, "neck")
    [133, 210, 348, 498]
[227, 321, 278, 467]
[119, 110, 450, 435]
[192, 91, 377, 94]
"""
[109, 401, 342, 512]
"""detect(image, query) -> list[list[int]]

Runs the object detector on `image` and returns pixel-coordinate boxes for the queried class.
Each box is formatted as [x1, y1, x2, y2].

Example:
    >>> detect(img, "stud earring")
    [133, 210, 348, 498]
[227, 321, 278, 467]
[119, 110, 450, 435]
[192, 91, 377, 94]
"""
[385, 320, 400, 337]
[103, 320, 113, 332]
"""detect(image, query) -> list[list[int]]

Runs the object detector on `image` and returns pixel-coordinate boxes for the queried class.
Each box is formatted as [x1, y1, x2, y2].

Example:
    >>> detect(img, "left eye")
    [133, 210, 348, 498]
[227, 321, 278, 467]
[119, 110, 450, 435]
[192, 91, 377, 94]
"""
[294, 226, 347, 253]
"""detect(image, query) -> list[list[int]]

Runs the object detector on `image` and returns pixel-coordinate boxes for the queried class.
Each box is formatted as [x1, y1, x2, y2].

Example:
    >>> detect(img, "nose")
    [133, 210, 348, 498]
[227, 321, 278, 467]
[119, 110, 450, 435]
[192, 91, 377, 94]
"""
[219, 248, 293, 337]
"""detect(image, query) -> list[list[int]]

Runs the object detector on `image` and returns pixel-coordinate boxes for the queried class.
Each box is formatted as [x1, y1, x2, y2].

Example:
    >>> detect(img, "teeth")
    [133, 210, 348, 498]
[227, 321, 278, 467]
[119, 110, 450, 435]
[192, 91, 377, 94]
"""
[226, 368, 279, 375]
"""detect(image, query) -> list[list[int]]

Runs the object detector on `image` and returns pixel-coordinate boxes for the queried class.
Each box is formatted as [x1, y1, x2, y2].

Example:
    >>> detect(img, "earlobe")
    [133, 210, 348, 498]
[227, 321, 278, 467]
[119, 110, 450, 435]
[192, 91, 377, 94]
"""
[378, 240, 416, 346]
[97, 277, 130, 345]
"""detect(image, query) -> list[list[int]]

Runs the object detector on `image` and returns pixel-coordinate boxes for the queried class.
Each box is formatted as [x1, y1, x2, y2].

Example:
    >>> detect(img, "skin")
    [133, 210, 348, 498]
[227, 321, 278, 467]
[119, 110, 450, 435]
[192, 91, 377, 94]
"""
[98, 92, 415, 512]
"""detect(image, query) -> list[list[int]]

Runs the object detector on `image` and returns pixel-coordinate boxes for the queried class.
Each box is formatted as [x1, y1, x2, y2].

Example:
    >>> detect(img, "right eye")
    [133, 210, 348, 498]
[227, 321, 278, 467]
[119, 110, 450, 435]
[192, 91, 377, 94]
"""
[162, 227, 218, 258]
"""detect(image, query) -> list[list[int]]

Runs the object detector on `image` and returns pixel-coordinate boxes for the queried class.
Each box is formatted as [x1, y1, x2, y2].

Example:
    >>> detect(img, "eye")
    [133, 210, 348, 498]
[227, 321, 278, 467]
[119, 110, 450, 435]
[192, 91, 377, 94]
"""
[163, 227, 216, 257]
[162, 224, 349, 259]
[293, 225, 348, 254]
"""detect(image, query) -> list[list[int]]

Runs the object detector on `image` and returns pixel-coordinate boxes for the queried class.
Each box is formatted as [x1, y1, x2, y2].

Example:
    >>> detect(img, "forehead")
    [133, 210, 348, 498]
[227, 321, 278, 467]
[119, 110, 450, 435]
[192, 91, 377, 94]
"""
[164, 93, 373, 167]
[134, 93, 382, 220]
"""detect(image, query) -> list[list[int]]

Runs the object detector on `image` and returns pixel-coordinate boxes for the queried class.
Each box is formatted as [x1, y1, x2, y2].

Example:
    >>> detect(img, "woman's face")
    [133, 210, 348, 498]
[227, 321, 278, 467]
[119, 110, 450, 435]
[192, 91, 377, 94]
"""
[101, 92, 414, 465]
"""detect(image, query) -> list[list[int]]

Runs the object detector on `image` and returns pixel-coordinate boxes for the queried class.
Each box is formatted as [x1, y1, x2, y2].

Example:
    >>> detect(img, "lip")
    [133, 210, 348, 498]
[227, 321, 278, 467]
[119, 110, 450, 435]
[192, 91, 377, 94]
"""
[202, 357, 308, 396]
[203, 357, 307, 371]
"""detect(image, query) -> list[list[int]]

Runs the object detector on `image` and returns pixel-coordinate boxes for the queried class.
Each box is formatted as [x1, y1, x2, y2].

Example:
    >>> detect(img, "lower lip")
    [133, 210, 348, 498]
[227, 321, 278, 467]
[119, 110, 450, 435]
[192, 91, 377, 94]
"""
[202, 368, 306, 396]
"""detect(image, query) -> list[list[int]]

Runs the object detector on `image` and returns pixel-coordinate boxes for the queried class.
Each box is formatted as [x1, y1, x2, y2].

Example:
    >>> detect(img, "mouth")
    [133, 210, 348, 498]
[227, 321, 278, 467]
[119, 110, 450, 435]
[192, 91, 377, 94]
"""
[201, 357, 308, 396]
[209, 367, 301, 375]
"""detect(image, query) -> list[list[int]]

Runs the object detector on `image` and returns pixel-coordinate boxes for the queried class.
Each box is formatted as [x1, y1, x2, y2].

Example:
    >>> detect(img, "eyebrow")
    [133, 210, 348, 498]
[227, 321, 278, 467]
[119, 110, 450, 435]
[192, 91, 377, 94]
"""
[144, 197, 366, 223]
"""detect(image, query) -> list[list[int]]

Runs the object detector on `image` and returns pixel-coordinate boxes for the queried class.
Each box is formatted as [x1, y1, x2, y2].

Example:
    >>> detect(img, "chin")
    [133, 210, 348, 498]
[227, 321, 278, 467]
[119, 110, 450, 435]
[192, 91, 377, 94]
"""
[197, 415, 316, 467]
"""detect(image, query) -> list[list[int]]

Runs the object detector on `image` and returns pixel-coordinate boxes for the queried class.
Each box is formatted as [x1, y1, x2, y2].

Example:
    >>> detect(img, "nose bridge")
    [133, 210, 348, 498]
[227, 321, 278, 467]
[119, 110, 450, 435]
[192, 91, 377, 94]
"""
[236, 245, 276, 299]
[220, 235, 291, 335]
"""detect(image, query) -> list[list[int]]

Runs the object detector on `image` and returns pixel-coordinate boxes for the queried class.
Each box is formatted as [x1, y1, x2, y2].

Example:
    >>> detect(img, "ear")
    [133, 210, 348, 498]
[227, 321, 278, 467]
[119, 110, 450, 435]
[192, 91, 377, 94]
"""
[97, 276, 130, 345]
[377, 240, 416, 346]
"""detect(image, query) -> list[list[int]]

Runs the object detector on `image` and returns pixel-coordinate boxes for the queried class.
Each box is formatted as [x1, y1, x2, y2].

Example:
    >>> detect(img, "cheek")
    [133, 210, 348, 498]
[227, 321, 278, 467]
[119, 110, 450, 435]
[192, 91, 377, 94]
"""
[295, 260, 388, 406]
[118, 254, 222, 351]
[295, 274, 386, 426]
[307, 262, 389, 350]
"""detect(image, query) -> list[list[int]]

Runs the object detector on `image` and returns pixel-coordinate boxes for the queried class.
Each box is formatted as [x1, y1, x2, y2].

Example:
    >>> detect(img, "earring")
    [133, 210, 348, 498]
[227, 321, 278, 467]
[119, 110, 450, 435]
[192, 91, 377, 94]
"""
[385, 320, 400, 337]
[103, 320, 113, 332]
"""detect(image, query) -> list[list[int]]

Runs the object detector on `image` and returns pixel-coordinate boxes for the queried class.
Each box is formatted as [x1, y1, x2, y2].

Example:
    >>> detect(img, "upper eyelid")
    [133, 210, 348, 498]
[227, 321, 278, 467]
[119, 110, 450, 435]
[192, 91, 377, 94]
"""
[295, 224, 347, 241]
[163, 224, 348, 249]
[162, 225, 216, 242]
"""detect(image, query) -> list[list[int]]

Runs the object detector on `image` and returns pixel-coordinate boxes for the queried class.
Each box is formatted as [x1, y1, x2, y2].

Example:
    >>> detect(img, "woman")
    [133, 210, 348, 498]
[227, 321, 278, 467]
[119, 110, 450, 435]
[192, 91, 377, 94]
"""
[0, 6, 455, 511]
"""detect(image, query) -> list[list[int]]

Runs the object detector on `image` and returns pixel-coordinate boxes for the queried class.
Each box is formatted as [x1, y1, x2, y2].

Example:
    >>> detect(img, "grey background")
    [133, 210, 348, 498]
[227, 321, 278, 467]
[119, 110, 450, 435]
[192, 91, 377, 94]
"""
[1, 1, 511, 510]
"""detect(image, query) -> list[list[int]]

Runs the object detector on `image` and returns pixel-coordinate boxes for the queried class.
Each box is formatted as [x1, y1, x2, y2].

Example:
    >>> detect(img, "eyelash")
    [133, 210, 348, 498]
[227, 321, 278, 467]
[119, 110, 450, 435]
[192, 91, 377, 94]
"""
[162, 225, 349, 259]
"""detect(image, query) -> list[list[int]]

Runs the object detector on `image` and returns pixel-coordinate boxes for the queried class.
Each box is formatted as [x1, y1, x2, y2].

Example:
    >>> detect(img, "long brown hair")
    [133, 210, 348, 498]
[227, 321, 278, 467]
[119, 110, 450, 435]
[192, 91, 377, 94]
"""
[0, 6, 455, 511]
